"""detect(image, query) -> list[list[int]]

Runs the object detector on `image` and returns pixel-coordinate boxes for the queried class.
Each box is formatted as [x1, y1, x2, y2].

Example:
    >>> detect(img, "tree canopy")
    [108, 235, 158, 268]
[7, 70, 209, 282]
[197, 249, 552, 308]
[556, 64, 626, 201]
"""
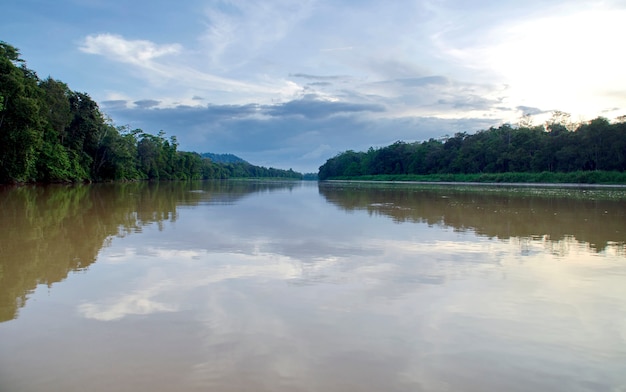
[319, 117, 626, 181]
[0, 41, 301, 184]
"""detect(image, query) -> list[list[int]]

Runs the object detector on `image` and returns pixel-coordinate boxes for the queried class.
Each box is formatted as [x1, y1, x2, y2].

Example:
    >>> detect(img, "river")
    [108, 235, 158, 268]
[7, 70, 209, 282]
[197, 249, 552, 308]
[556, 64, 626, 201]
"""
[1, 180, 625, 391]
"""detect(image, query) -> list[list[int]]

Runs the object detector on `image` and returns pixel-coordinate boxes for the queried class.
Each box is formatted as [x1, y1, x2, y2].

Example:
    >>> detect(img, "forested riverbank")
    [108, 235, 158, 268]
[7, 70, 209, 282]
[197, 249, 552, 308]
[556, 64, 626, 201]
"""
[319, 116, 626, 183]
[0, 41, 301, 184]
[323, 171, 626, 185]
[5, 38, 625, 186]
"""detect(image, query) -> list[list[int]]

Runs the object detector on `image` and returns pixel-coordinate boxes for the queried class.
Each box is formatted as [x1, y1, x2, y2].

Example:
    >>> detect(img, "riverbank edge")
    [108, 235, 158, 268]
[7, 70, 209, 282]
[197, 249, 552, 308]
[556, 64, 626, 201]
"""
[321, 171, 626, 187]
[322, 179, 626, 189]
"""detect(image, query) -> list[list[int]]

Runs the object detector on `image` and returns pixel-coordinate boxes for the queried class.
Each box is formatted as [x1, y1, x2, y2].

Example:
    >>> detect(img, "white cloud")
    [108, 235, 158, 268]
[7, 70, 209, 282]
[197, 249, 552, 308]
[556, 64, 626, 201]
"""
[435, 5, 626, 120]
[79, 33, 302, 107]
[200, 0, 316, 70]
[53, 0, 626, 170]
[77, 248, 327, 321]
[78, 296, 177, 321]
[80, 33, 182, 65]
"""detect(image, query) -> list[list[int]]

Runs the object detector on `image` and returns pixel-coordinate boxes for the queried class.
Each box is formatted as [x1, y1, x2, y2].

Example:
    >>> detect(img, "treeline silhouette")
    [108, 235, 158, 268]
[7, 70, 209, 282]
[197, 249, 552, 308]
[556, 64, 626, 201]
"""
[319, 117, 626, 181]
[0, 41, 301, 183]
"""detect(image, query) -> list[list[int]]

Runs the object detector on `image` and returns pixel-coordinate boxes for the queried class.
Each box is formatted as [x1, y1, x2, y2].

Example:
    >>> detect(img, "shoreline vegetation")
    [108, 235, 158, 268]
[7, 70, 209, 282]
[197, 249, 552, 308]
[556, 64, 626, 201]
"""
[4, 40, 626, 186]
[0, 41, 302, 184]
[321, 171, 626, 186]
[318, 114, 626, 185]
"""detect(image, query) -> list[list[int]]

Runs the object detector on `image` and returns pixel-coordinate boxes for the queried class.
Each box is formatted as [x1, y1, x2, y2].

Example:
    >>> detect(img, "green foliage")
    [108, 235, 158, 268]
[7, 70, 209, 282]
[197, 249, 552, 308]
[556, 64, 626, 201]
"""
[217, 161, 303, 180]
[0, 41, 303, 184]
[319, 120, 626, 183]
[327, 171, 626, 184]
[0, 42, 44, 182]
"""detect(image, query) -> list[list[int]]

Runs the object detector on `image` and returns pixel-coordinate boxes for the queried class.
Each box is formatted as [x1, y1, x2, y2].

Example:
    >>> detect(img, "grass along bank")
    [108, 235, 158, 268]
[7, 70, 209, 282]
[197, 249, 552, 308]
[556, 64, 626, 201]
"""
[323, 171, 626, 185]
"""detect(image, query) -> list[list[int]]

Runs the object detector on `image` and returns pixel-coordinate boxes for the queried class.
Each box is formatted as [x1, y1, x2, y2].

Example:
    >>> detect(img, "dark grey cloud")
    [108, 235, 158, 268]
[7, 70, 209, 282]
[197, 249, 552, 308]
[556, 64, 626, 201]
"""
[192, 96, 204, 101]
[110, 103, 260, 128]
[104, 98, 497, 173]
[176, 103, 260, 118]
[134, 99, 160, 108]
[264, 95, 385, 119]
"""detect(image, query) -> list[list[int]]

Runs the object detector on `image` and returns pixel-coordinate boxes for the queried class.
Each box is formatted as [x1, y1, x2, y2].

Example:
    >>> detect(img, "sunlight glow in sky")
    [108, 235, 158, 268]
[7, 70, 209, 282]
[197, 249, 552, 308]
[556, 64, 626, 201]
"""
[2, 0, 625, 172]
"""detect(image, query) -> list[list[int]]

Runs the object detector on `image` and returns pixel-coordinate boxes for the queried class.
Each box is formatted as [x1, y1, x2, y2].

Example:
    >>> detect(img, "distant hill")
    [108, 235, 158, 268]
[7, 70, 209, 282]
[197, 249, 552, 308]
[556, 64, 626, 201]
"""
[199, 152, 303, 179]
[201, 153, 248, 164]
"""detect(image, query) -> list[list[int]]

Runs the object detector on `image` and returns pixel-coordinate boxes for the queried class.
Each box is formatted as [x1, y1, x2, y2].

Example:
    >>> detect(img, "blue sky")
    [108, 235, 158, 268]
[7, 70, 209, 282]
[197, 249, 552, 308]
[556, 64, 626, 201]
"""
[2, 0, 625, 172]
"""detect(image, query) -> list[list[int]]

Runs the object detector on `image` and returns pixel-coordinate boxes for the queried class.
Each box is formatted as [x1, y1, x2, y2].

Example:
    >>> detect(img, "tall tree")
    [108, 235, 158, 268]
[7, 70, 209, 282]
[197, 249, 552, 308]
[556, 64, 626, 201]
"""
[0, 41, 44, 182]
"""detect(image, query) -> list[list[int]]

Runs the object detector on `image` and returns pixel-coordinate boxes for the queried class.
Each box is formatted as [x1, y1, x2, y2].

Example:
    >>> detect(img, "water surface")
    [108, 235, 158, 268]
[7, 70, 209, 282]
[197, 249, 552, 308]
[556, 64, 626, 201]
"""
[1, 181, 625, 391]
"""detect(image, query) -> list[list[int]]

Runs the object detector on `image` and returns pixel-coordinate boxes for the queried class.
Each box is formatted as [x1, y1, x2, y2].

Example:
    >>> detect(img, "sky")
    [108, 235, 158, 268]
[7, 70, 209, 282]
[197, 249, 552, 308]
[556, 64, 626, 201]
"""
[2, 0, 625, 173]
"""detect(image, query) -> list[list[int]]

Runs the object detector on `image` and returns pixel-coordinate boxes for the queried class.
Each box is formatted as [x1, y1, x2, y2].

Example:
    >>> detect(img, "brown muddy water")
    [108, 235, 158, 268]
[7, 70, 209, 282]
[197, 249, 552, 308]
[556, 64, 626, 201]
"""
[1, 180, 625, 392]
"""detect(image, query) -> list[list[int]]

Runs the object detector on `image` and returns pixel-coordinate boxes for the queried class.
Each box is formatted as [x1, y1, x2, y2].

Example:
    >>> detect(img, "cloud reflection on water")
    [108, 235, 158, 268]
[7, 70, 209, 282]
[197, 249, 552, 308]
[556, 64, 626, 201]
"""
[76, 224, 625, 391]
[2, 181, 626, 391]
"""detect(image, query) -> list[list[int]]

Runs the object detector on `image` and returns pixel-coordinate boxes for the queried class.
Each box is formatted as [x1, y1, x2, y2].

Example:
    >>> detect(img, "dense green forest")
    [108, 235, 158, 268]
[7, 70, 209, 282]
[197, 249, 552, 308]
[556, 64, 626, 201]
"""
[0, 41, 301, 184]
[319, 114, 626, 182]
